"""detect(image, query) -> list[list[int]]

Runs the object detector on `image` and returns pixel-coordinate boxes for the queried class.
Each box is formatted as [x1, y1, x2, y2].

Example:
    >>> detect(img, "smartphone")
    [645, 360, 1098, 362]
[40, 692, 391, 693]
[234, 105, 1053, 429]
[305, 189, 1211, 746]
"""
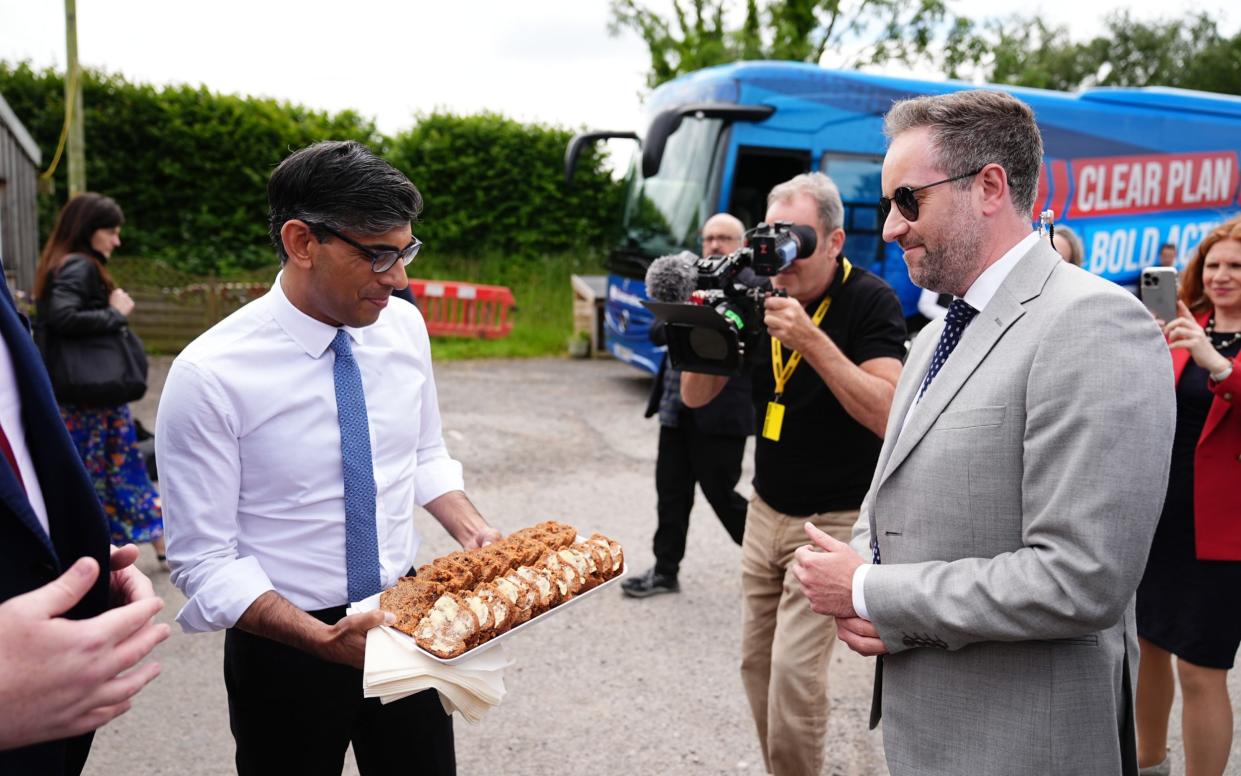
[1140, 267, 1178, 322]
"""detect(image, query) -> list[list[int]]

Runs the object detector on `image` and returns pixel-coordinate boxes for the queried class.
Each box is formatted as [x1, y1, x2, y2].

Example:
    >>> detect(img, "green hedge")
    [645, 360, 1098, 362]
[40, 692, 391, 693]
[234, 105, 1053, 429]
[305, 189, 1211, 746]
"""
[387, 112, 622, 257]
[0, 62, 623, 275]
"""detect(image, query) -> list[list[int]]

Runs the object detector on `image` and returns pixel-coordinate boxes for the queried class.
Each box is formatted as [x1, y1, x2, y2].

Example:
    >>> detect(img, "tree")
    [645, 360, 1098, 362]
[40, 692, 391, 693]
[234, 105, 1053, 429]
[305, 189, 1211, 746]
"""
[385, 112, 623, 258]
[944, 11, 1241, 95]
[0, 63, 622, 274]
[1, 62, 384, 273]
[609, 0, 959, 89]
[612, 2, 1241, 97]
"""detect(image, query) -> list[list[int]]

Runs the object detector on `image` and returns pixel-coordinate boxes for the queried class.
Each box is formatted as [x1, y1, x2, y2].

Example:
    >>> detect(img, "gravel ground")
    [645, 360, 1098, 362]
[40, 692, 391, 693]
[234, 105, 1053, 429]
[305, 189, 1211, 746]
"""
[80, 356, 1237, 775]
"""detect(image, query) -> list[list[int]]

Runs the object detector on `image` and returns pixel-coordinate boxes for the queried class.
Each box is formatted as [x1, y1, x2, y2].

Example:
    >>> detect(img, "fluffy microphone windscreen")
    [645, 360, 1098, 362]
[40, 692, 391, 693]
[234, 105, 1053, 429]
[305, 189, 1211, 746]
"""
[645, 250, 700, 302]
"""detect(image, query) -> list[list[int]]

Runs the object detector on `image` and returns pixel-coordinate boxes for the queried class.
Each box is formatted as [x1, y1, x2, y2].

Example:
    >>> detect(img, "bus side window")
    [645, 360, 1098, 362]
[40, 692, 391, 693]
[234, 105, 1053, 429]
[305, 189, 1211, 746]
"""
[821, 153, 884, 269]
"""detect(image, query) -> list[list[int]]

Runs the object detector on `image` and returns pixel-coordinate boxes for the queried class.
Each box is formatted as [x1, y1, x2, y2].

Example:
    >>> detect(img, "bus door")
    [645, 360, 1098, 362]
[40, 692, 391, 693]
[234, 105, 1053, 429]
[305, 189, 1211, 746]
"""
[726, 146, 812, 230]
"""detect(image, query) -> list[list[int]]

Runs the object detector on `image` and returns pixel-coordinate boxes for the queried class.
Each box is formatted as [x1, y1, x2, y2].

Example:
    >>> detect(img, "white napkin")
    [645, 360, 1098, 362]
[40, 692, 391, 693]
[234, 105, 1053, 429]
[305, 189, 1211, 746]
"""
[348, 594, 512, 724]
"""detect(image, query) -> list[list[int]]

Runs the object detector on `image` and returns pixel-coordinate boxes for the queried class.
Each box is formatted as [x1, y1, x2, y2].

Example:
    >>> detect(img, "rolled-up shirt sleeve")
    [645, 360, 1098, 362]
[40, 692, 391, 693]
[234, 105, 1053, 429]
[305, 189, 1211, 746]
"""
[156, 359, 274, 632]
[411, 322, 465, 507]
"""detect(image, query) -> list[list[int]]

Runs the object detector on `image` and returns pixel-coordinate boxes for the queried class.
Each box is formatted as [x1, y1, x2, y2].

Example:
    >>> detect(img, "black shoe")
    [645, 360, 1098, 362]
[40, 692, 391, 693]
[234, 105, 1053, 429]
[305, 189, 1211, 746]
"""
[621, 567, 679, 598]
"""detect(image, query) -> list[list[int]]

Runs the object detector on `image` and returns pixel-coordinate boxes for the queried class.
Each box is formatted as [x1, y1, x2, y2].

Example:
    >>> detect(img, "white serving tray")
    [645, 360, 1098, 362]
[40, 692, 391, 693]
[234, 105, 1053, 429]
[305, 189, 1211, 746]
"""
[354, 561, 627, 666]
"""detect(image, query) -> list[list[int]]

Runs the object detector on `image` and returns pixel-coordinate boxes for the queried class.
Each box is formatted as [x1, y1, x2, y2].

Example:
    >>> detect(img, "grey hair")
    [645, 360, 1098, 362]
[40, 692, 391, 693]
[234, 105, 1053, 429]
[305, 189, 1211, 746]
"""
[883, 90, 1044, 216]
[767, 172, 844, 234]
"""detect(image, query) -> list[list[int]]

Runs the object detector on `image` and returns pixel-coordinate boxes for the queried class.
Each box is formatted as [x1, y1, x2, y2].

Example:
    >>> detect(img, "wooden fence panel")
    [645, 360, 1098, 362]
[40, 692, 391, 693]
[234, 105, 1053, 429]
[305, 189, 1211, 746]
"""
[127, 282, 270, 353]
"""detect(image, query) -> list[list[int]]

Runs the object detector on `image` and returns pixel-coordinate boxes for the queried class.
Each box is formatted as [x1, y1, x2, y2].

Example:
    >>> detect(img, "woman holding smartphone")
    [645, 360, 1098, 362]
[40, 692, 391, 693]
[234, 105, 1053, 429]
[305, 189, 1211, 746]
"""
[1135, 214, 1241, 776]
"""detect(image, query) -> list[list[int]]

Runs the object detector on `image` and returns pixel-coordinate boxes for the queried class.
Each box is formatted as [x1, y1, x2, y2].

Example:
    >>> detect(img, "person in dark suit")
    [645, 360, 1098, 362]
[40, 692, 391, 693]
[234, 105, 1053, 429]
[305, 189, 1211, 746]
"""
[0, 266, 168, 775]
[623, 213, 760, 598]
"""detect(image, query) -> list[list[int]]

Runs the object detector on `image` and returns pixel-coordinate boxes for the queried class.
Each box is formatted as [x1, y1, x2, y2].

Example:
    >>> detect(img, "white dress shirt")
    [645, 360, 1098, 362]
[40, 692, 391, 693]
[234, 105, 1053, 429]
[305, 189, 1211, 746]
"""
[158, 275, 465, 633]
[0, 339, 49, 534]
[853, 230, 1039, 620]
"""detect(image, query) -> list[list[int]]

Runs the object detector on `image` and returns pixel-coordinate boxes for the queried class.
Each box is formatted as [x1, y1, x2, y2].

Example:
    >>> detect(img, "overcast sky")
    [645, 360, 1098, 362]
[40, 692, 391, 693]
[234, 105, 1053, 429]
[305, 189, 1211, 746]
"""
[2, 0, 1236, 139]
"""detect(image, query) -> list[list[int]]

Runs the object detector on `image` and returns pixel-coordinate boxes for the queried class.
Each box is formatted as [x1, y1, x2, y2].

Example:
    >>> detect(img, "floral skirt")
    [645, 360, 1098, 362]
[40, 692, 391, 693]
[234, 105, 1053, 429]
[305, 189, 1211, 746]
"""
[60, 403, 163, 545]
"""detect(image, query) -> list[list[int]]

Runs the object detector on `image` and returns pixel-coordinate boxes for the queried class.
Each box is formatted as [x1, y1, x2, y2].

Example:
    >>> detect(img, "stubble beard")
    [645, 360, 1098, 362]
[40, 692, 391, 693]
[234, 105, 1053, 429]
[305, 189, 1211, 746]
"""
[908, 206, 985, 297]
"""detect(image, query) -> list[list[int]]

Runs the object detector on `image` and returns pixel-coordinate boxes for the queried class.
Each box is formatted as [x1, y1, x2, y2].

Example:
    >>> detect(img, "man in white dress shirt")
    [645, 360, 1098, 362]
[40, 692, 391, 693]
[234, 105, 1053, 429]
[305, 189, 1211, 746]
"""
[157, 140, 500, 775]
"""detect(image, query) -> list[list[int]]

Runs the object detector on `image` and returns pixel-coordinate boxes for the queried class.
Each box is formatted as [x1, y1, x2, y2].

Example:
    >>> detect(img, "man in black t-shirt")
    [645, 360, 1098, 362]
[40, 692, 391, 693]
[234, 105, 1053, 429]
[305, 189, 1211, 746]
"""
[682, 172, 906, 776]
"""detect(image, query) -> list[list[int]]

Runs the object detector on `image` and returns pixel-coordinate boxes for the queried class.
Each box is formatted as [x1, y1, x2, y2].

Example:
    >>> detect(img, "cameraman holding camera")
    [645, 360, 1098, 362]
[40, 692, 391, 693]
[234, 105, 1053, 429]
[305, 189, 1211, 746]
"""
[624, 214, 763, 598]
[682, 173, 906, 776]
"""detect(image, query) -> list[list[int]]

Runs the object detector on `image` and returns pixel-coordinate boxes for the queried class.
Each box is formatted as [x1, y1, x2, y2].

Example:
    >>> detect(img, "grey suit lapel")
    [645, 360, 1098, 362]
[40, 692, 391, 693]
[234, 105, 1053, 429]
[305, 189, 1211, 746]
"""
[873, 325, 936, 482]
[865, 325, 937, 543]
[878, 241, 1061, 488]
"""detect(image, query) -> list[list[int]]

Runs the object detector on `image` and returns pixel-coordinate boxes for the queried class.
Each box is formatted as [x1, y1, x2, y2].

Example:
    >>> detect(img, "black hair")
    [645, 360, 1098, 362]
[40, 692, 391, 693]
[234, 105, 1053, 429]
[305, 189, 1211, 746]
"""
[267, 140, 423, 262]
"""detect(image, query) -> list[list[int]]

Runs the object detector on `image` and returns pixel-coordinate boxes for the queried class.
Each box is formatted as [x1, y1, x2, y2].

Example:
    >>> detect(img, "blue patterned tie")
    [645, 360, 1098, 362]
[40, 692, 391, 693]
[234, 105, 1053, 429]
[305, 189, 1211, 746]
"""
[918, 299, 978, 402]
[330, 329, 382, 602]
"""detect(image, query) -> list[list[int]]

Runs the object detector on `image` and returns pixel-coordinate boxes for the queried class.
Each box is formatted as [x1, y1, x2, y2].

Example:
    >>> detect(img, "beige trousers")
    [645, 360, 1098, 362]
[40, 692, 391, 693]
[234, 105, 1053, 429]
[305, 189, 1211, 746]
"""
[740, 495, 859, 776]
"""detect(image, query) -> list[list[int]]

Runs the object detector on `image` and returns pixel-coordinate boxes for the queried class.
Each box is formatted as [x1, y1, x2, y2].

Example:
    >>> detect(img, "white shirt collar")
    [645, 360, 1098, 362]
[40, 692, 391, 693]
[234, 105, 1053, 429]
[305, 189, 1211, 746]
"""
[893, 229, 1040, 443]
[960, 230, 1040, 313]
[269, 270, 364, 359]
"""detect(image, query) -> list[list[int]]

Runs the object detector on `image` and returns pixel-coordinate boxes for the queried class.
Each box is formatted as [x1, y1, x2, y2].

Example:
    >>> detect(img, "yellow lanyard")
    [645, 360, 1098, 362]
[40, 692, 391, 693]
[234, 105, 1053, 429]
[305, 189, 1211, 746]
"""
[762, 259, 852, 442]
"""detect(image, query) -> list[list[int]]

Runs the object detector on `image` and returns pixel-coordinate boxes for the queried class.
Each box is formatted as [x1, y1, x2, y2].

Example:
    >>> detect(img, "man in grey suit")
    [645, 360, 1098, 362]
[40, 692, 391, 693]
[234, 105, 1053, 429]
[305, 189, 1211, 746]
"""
[791, 89, 1177, 775]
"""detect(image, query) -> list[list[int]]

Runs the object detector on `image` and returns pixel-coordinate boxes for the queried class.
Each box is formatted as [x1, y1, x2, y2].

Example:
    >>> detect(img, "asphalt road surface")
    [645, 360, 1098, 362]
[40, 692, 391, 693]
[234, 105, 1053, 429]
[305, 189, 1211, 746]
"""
[79, 356, 1237, 776]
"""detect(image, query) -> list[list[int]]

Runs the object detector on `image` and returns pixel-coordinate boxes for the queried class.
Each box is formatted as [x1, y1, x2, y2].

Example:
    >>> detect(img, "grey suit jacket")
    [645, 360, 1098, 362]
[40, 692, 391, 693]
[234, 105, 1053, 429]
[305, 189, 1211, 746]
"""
[850, 240, 1176, 775]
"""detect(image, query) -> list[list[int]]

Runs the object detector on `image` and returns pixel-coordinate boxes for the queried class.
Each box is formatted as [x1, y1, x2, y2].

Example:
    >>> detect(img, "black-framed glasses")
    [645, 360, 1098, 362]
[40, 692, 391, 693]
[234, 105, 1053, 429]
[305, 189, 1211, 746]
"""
[311, 222, 422, 273]
[879, 167, 985, 223]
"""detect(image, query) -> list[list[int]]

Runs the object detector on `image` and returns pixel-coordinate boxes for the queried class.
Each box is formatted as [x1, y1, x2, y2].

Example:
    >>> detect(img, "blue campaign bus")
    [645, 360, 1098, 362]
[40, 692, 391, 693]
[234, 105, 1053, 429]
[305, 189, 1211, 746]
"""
[564, 61, 1241, 373]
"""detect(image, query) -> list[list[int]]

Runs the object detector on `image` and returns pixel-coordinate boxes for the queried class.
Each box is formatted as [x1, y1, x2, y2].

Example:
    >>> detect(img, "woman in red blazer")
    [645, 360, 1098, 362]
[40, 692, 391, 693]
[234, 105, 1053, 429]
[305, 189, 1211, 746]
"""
[1136, 214, 1241, 776]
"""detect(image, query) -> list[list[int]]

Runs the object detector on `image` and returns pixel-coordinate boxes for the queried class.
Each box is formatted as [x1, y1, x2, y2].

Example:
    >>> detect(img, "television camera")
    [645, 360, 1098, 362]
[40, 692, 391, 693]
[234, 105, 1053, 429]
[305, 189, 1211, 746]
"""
[643, 221, 817, 375]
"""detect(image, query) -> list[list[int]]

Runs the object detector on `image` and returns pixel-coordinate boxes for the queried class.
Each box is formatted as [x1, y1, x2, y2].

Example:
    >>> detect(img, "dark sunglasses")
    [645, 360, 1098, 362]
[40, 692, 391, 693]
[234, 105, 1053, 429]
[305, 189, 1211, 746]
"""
[879, 167, 985, 223]
[310, 222, 422, 273]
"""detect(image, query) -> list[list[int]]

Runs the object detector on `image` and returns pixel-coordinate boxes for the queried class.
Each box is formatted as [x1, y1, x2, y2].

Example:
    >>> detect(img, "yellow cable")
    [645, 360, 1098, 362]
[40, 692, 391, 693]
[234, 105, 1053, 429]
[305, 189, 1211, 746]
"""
[39, 63, 78, 182]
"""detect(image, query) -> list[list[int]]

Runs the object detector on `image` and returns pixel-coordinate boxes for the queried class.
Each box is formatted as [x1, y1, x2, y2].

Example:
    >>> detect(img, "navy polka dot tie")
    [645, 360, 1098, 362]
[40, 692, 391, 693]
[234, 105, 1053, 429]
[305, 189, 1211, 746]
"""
[873, 300, 977, 566]
[918, 299, 978, 402]
[330, 329, 382, 602]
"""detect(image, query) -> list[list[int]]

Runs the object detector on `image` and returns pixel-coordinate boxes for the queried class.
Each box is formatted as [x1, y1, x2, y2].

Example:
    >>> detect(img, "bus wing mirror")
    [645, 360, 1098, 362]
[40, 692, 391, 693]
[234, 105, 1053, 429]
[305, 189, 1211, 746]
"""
[641, 103, 776, 179]
[564, 131, 640, 187]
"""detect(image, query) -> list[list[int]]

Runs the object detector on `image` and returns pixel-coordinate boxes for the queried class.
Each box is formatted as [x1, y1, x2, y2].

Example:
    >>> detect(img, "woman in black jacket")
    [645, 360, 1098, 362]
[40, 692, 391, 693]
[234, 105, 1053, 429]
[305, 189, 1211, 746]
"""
[33, 193, 165, 565]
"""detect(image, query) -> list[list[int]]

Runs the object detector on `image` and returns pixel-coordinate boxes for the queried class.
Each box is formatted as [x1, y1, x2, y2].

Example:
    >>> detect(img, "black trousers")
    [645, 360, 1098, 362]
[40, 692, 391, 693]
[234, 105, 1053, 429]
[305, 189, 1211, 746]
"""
[0, 731, 92, 776]
[652, 423, 748, 577]
[223, 605, 455, 776]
